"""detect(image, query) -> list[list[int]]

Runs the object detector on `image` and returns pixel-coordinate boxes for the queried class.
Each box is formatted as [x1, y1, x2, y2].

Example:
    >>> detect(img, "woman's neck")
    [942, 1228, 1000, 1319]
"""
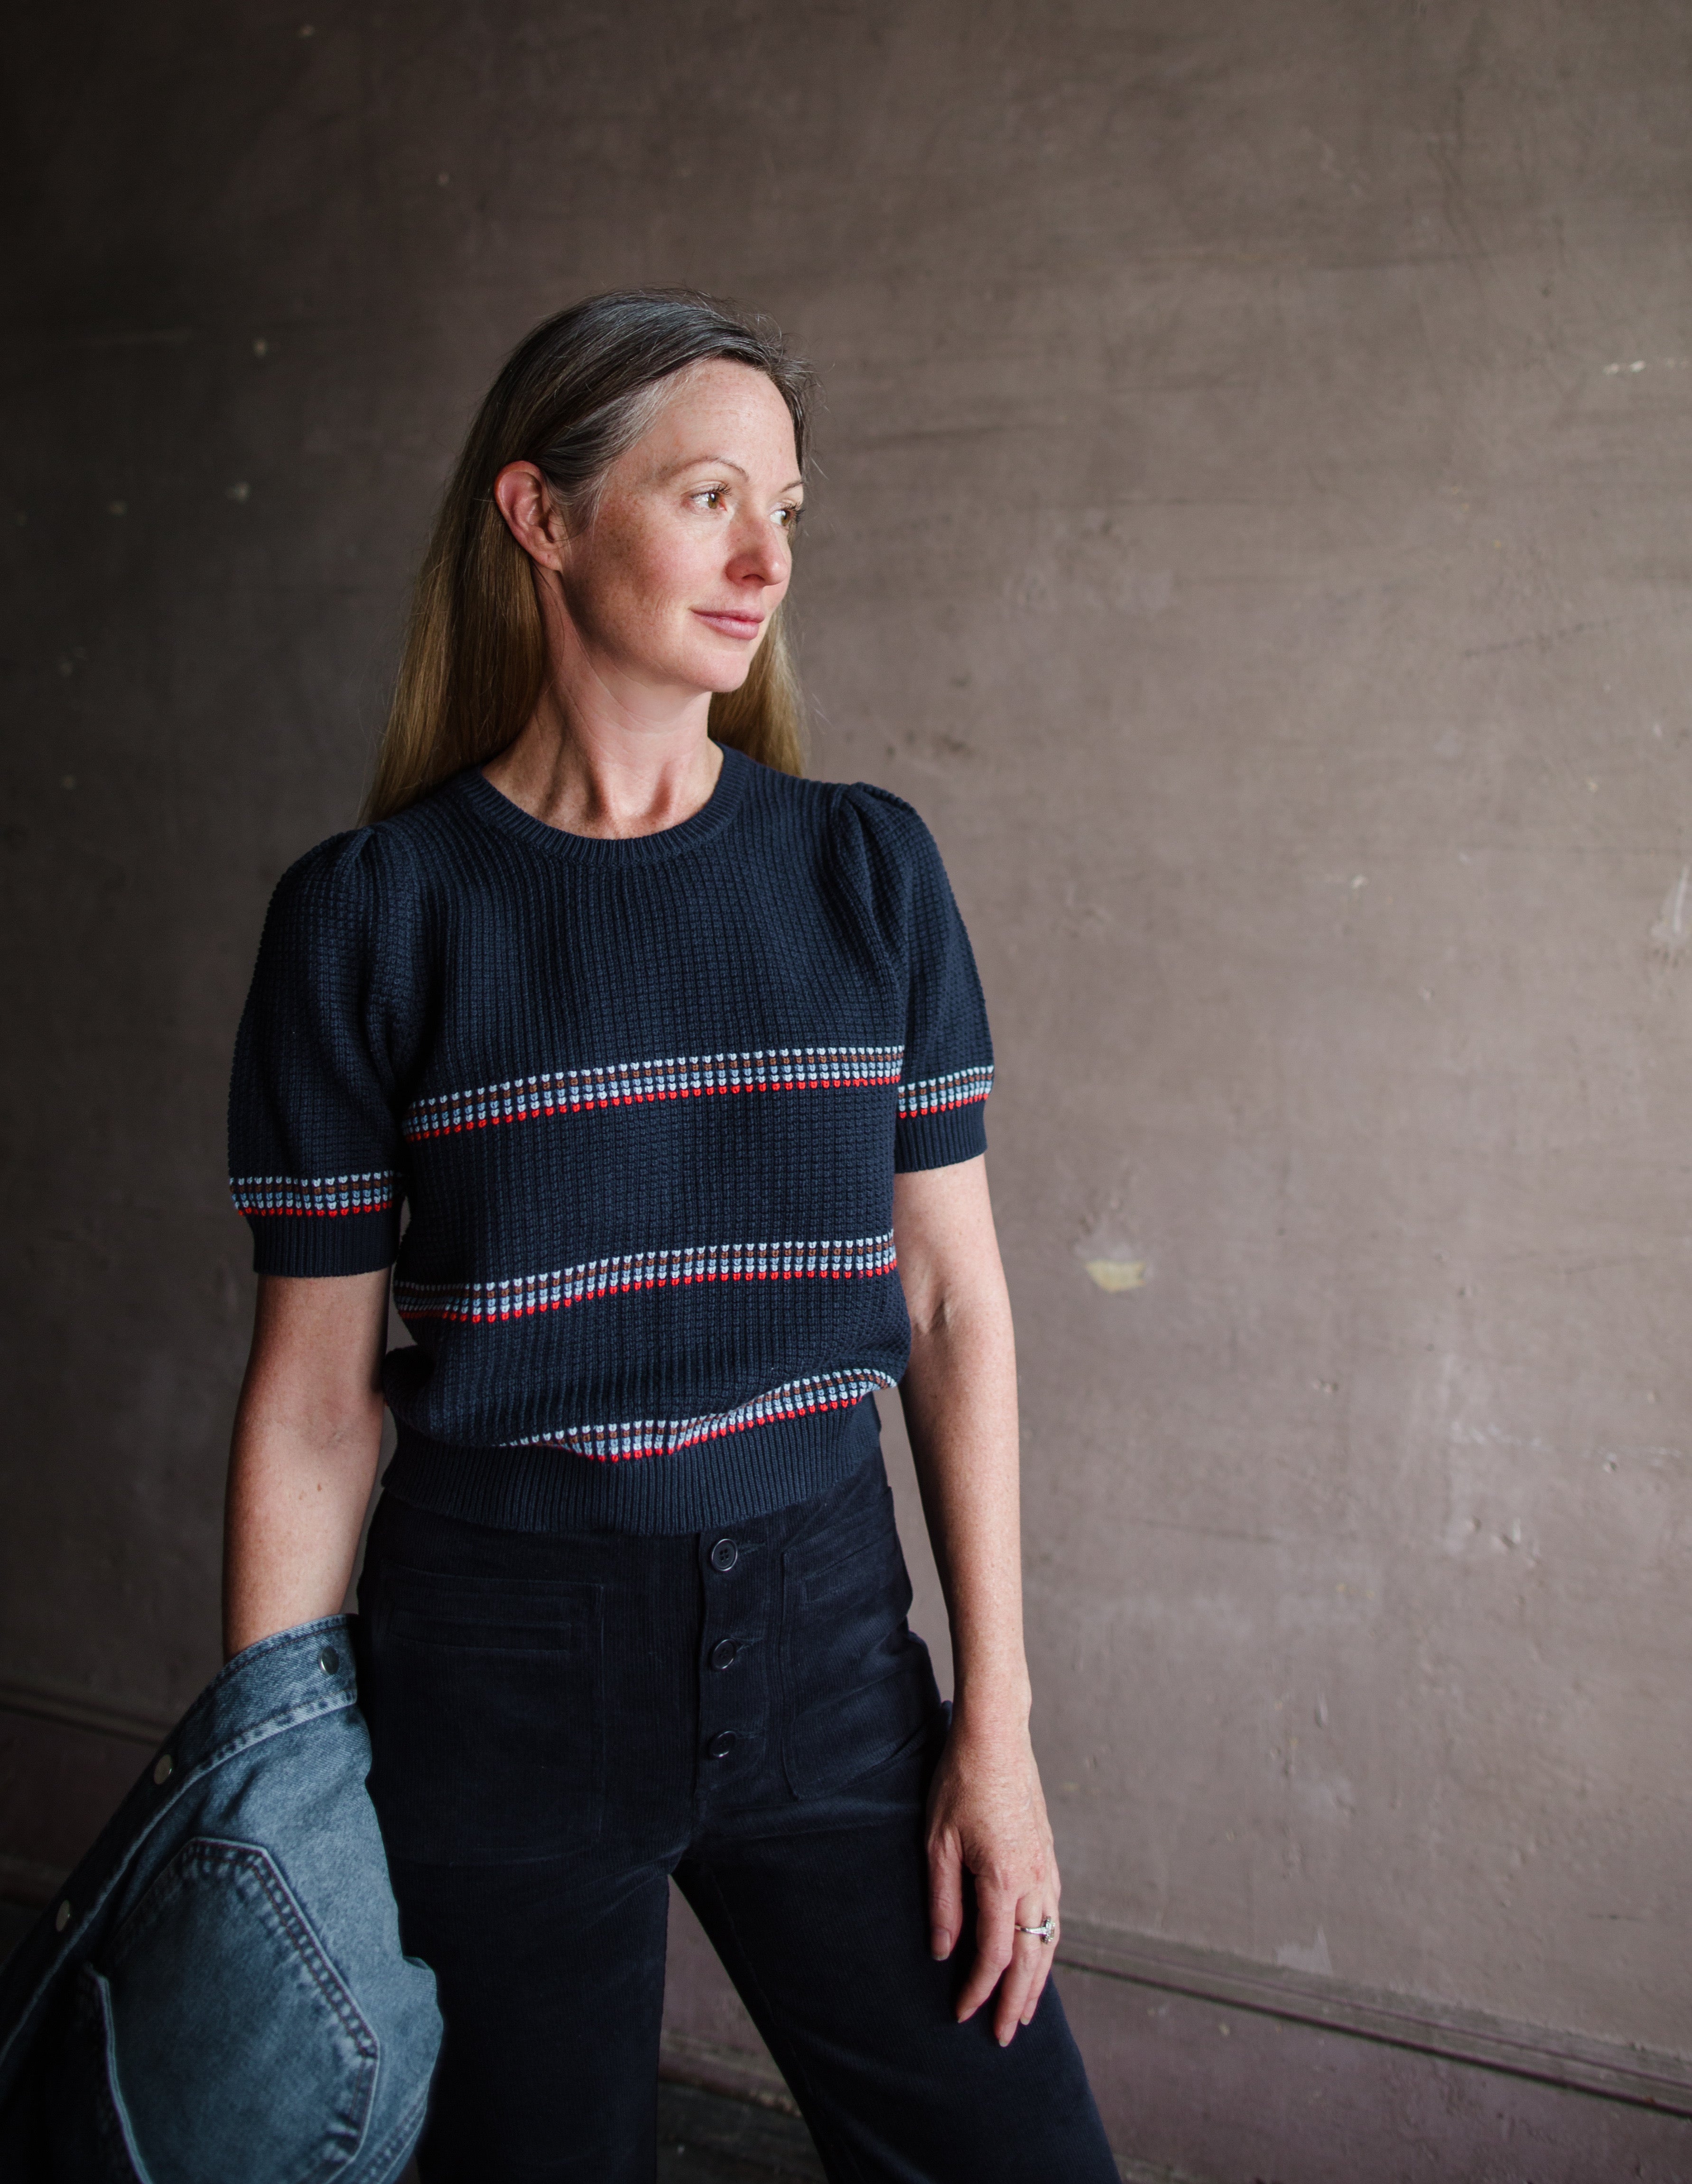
[483, 685, 723, 840]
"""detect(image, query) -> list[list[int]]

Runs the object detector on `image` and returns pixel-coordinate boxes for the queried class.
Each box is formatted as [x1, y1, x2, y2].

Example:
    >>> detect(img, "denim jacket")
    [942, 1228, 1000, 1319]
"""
[0, 1616, 441, 2182]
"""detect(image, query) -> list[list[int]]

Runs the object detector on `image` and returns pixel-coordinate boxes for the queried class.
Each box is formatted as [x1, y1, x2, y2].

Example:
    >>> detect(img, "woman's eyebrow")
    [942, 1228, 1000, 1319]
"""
[663, 454, 805, 494]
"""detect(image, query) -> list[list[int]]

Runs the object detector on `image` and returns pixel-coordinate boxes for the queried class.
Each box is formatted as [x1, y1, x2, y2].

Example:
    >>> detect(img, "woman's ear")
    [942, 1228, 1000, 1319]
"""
[493, 461, 569, 572]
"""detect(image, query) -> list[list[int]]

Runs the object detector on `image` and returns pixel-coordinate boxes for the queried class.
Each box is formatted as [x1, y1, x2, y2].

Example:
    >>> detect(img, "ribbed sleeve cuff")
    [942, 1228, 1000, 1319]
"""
[892, 1103, 987, 1172]
[246, 1211, 400, 1278]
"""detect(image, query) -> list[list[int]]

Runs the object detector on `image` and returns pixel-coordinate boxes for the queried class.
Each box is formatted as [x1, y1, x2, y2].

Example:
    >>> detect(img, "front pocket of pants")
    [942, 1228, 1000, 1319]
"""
[364, 1570, 603, 1865]
[781, 1523, 938, 1797]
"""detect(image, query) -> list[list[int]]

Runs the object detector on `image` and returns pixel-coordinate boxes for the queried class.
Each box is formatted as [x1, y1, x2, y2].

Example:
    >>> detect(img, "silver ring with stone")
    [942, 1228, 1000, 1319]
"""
[1015, 1914, 1056, 1943]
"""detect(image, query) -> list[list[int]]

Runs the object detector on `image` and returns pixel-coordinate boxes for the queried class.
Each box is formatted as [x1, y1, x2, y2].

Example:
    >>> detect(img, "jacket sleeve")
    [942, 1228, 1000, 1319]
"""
[845, 784, 995, 1173]
[227, 828, 415, 1276]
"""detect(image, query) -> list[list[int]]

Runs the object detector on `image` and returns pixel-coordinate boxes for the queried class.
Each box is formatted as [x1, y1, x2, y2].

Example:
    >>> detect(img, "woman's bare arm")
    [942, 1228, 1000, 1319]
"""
[893, 1155, 1058, 2045]
[222, 1269, 392, 1660]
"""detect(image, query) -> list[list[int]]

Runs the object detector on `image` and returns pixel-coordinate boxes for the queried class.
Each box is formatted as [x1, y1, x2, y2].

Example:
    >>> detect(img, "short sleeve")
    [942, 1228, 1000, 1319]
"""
[227, 830, 413, 1277]
[844, 785, 995, 1172]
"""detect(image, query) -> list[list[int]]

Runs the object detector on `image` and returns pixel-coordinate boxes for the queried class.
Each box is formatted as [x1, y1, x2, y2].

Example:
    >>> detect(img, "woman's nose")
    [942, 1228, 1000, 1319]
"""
[727, 521, 790, 588]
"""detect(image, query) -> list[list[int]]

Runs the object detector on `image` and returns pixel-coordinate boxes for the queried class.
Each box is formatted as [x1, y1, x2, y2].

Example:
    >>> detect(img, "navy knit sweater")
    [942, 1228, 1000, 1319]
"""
[228, 747, 992, 1534]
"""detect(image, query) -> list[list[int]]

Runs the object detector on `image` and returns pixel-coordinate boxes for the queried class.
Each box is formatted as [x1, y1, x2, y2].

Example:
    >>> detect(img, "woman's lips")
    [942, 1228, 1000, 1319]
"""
[693, 608, 765, 640]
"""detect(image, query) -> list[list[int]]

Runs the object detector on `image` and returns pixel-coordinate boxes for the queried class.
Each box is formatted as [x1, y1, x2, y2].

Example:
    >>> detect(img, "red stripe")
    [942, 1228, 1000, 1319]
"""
[234, 1201, 395, 1219]
[399, 1260, 894, 1323]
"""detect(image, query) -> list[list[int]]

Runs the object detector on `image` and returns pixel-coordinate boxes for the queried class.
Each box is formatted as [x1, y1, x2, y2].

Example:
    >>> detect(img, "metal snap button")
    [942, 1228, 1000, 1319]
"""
[707, 1731, 737, 1759]
[708, 1538, 738, 1574]
[709, 1639, 740, 1671]
[317, 1646, 340, 1675]
[54, 1901, 71, 1934]
[152, 1753, 173, 1786]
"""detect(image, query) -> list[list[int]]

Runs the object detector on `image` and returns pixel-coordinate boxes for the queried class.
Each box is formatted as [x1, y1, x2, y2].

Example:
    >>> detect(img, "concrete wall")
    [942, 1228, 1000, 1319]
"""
[6, 3, 1691, 2175]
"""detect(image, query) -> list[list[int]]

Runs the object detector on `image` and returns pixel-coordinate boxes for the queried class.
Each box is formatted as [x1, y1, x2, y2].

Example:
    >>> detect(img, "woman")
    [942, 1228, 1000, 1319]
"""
[225, 291, 1117, 2182]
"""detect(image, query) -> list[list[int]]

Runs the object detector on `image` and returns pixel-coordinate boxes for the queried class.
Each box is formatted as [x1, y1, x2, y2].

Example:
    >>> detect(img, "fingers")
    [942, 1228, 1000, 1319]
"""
[1019, 1929, 1056, 2026]
[991, 1893, 1060, 2044]
[954, 1876, 1018, 2025]
[994, 1938, 1043, 2046]
[927, 1827, 965, 1962]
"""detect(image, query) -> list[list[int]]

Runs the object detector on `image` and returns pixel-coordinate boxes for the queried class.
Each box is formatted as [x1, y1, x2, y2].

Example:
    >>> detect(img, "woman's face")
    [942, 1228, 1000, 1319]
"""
[555, 359, 803, 702]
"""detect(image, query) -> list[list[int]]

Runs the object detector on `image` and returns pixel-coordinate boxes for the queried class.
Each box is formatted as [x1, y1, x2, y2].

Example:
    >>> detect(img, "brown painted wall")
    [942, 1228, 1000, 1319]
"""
[5, 0, 1690, 2160]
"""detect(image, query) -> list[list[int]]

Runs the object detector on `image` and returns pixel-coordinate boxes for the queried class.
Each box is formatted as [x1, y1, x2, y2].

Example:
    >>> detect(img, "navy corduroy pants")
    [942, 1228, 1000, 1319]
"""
[357, 1453, 1118, 2183]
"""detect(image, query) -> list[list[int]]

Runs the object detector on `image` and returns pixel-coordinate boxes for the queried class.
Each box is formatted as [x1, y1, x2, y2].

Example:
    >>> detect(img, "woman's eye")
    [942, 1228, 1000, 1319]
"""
[775, 505, 801, 530]
[694, 487, 726, 510]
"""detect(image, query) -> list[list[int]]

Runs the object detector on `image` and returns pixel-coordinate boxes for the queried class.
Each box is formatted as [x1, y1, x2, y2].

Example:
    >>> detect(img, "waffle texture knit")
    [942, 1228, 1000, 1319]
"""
[228, 747, 993, 1534]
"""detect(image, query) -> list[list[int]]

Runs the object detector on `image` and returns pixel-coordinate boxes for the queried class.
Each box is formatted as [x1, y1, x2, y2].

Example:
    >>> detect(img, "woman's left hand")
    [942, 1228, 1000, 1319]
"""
[925, 1708, 1060, 2045]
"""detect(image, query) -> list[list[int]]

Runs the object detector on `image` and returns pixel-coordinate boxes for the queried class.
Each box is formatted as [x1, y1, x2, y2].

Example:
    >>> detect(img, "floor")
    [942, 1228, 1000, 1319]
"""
[656, 2081, 827, 2182]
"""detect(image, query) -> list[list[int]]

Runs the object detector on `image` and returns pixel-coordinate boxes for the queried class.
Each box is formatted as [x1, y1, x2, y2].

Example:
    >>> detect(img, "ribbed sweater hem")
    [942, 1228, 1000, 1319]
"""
[381, 1392, 884, 1537]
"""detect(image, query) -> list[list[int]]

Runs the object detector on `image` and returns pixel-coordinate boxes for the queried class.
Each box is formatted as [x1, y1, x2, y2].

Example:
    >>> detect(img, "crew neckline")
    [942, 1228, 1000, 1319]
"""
[455, 742, 752, 865]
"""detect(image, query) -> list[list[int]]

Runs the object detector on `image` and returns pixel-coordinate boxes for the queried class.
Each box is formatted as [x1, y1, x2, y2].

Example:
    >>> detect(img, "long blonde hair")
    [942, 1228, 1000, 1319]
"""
[364, 292, 815, 825]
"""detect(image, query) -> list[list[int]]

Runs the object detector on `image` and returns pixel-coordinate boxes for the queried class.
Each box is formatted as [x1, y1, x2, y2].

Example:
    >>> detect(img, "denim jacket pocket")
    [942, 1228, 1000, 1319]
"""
[48, 1838, 378, 2184]
[781, 1519, 939, 1798]
[363, 1568, 604, 1864]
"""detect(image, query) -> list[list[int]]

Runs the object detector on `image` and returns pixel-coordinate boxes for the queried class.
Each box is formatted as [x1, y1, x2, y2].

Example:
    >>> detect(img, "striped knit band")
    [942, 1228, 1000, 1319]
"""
[504, 1366, 899, 1461]
[229, 1171, 400, 1218]
[403, 1045, 906, 1141]
[896, 1065, 993, 1118]
[394, 1232, 899, 1324]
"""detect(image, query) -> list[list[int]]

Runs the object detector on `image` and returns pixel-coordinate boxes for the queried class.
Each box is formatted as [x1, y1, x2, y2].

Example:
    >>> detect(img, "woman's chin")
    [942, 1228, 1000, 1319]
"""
[686, 649, 761, 699]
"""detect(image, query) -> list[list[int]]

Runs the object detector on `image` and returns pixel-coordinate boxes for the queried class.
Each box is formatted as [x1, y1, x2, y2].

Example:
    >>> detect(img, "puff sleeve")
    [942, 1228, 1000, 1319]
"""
[843, 784, 995, 1172]
[227, 829, 418, 1276]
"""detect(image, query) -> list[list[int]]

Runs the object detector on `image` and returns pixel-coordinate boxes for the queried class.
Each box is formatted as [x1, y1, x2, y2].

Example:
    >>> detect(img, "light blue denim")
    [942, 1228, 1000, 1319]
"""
[0, 1615, 440, 2183]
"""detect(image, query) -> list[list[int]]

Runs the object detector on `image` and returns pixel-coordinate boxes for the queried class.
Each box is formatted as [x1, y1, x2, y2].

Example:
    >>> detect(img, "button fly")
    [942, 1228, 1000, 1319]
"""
[708, 1537, 739, 1574]
[709, 1639, 740, 1671]
[707, 1731, 737, 1760]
